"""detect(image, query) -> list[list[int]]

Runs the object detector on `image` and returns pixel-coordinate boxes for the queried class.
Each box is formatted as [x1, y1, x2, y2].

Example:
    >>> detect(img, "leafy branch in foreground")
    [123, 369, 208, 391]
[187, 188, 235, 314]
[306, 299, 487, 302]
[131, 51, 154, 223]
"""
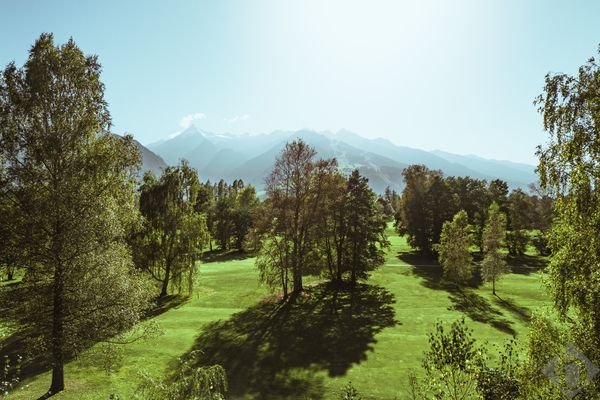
[136, 354, 226, 400]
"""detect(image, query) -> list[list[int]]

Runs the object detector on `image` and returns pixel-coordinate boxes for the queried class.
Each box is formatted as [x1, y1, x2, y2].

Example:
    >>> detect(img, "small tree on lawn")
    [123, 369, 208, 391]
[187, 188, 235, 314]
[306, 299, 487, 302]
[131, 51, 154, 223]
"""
[434, 210, 472, 288]
[421, 318, 483, 400]
[482, 202, 508, 295]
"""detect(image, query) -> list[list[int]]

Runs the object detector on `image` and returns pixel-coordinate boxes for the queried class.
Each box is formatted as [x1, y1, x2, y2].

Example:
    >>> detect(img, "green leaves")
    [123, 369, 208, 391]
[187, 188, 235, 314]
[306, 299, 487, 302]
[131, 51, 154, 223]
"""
[435, 210, 473, 287]
[135, 160, 208, 297]
[482, 202, 509, 294]
[0, 34, 153, 394]
[534, 43, 600, 394]
[421, 318, 484, 400]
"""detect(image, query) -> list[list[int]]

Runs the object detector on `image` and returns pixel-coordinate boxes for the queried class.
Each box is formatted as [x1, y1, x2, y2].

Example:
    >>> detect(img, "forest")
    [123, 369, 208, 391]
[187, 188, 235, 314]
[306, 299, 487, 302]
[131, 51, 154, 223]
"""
[0, 34, 599, 400]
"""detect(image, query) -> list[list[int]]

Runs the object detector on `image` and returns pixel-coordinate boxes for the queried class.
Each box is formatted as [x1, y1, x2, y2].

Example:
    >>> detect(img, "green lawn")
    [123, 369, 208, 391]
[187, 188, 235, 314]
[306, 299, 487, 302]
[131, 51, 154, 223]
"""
[2, 230, 549, 399]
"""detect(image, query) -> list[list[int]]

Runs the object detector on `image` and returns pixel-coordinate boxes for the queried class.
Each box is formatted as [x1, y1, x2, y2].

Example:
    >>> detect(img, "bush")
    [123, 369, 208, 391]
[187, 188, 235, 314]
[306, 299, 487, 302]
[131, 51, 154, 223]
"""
[340, 381, 361, 400]
[531, 232, 550, 256]
[506, 230, 528, 256]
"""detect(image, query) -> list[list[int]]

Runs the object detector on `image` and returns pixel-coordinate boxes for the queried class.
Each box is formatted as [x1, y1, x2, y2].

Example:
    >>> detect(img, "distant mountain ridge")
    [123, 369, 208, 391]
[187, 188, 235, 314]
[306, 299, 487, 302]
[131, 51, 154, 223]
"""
[133, 138, 167, 177]
[147, 127, 538, 193]
[111, 134, 168, 177]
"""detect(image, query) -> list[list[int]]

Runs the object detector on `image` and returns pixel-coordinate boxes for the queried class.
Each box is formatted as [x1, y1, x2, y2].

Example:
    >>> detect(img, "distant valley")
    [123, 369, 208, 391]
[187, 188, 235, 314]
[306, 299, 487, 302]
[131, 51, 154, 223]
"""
[140, 127, 538, 193]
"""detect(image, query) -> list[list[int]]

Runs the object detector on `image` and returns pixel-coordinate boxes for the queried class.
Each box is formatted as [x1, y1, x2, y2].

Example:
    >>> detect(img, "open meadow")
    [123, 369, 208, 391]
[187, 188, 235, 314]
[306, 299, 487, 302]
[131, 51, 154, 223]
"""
[1, 226, 548, 400]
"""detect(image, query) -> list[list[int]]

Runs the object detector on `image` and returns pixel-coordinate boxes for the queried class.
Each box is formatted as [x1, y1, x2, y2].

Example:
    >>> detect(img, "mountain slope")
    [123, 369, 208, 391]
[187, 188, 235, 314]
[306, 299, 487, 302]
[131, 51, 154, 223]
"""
[133, 139, 168, 177]
[431, 150, 537, 187]
[112, 134, 167, 177]
[145, 127, 537, 193]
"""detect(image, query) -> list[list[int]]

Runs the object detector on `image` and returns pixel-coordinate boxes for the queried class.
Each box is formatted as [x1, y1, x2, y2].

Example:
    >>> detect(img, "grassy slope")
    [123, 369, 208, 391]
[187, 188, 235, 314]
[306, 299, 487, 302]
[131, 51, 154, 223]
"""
[3, 230, 548, 400]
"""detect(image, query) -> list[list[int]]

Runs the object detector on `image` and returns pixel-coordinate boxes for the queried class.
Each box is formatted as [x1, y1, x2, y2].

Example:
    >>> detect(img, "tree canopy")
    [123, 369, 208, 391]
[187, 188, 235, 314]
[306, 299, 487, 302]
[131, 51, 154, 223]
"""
[134, 161, 208, 297]
[535, 44, 600, 389]
[0, 34, 153, 396]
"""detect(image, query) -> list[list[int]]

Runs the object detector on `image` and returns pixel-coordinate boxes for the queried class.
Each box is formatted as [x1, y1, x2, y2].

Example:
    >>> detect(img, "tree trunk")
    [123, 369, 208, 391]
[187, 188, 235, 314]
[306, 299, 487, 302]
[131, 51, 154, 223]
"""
[336, 248, 343, 283]
[492, 277, 496, 295]
[48, 264, 65, 395]
[351, 241, 358, 287]
[292, 265, 303, 294]
[160, 260, 171, 297]
[281, 267, 288, 301]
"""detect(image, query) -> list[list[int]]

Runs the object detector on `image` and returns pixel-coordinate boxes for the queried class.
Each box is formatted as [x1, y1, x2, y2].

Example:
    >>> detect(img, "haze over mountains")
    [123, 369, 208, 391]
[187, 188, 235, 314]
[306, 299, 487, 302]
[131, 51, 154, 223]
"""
[144, 127, 537, 193]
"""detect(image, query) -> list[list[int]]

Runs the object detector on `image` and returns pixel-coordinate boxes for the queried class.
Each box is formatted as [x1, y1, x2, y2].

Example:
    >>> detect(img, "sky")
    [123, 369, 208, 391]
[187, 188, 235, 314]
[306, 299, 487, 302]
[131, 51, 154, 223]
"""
[1, 1, 599, 164]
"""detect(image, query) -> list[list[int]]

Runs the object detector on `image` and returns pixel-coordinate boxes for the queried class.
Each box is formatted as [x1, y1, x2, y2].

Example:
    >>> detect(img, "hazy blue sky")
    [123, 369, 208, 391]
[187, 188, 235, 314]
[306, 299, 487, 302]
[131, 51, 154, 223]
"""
[1, 1, 599, 163]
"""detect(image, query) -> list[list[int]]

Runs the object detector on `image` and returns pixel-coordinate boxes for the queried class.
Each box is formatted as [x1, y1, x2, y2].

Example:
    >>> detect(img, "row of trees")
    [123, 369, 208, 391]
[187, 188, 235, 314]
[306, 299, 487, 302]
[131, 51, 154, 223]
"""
[0, 36, 256, 396]
[436, 203, 508, 294]
[130, 162, 260, 298]
[407, 43, 600, 399]
[392, 166, 552, 256]
[197, 178, 259, 251]
[255, 140, 389, 298]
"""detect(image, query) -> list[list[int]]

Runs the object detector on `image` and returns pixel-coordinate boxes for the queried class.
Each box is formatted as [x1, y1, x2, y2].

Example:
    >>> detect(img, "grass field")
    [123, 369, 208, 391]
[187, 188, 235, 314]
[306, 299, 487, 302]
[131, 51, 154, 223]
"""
[2, 228, 549, 399]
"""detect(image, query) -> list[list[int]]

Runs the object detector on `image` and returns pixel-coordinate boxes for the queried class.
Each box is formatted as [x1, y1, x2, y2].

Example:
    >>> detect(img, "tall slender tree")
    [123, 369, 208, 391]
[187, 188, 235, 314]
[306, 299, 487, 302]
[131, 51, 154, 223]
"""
[345, 170, 389, 286]
[319, 171, 348, 283]
[260, 140, 336, 295]
[481, 202, 508, 295]
[0, 34, 153, 396]
[534, 44, 600, 384]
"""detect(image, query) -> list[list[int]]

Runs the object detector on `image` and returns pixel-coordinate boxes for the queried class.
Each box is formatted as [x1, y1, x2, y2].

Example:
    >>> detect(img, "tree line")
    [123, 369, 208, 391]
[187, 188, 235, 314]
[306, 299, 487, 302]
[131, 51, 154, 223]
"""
[402, 43, 600, 399]
[4, 33, 597, 399]
[0, 35, 259, 397]
[386, 165, 552, 257]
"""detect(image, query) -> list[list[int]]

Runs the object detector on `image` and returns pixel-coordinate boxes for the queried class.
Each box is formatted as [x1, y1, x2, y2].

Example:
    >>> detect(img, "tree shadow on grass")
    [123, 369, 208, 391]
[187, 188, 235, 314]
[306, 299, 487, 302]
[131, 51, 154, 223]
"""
[177, 282, 398, 399]
[396, 250, 516, 335]
[397, 251, 483, 290]
[493, 296, 531, 323]
[201, 249, 255, 263]
[507, 254, 548, 275]
[0, 283, 52, 381]
[0, 284, 180, 384]
[396, 251, 446, 290]
[448, 290, 516, 336]
[144, 294, 188, 319]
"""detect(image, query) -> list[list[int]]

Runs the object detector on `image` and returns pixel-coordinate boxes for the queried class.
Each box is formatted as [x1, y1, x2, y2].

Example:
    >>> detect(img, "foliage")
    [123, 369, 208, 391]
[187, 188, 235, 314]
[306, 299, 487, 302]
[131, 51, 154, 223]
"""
[137, 360, 227, 400]
[396, 165, 454, 254]
[531, 231, 550, 256]
[535, 43, 600, 390]
[255, 235, 291, 296]
[258, 139, 337, 296]
[340, 381, 362, 400]
[134, 161, 208, 297]
[396, 167, 550, 255]
[345, 170, 389, 285]
[0, 197, 21, 282]
[434, 210, 473, 287]
[518, 311, 569, 399]
[0, 33, 154, 395]
[420, 318, 484, 400]
[481, 203, 509, 295]
[0, 355, 21, 399]
[446, 177, 489, 251]
[257, 154, 387, 295]
[505, 230, 529, 257]
[476, 340, 521, 400]
[319, 171, 349, 282]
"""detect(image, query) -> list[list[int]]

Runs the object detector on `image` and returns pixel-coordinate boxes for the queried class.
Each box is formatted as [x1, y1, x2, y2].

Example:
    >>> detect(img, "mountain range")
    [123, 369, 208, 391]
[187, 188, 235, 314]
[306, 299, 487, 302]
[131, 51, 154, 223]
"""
[143, 127, 538, 194]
